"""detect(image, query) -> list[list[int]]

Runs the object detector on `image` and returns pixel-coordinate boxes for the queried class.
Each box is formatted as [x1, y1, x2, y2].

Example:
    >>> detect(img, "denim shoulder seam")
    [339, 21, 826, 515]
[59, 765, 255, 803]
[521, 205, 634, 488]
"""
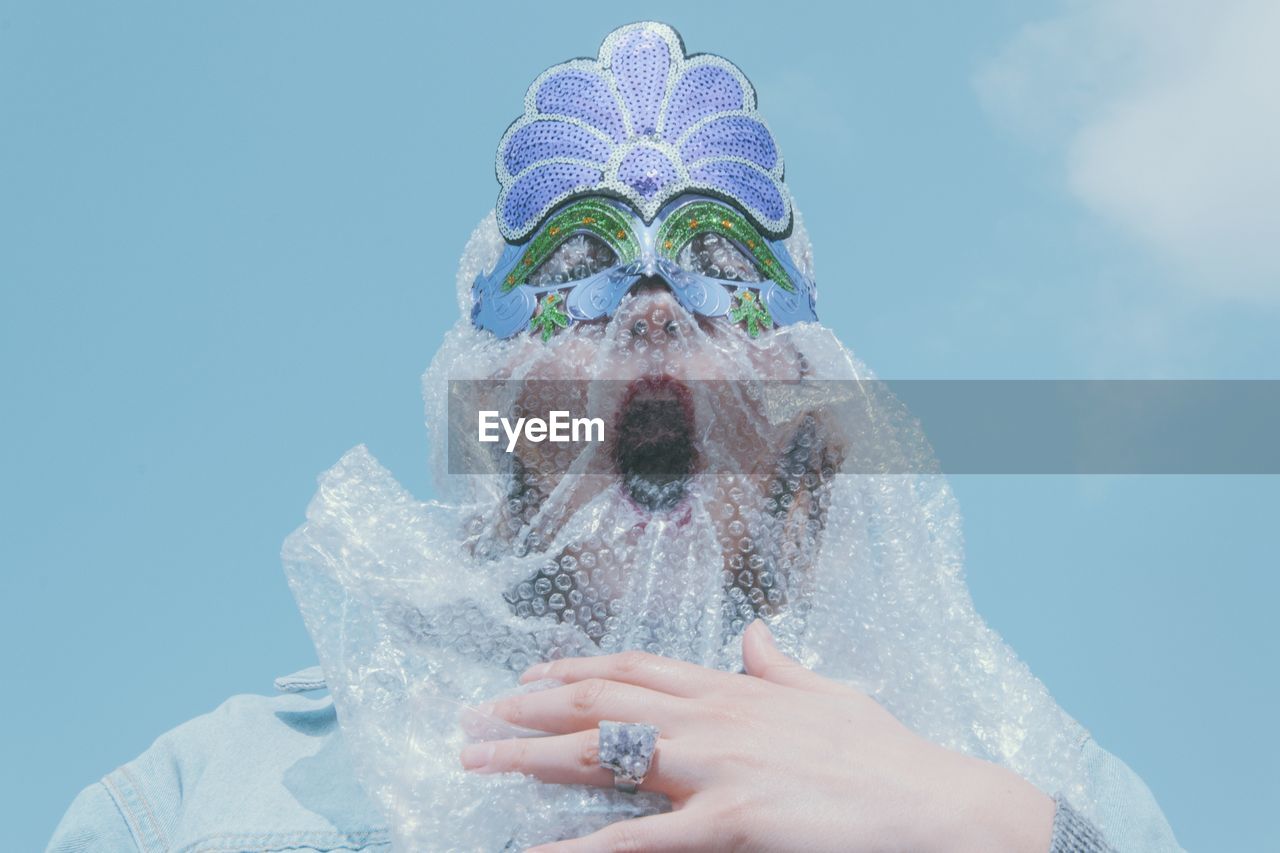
[119, 765, 174, 851]
[100, 773, 152, 852]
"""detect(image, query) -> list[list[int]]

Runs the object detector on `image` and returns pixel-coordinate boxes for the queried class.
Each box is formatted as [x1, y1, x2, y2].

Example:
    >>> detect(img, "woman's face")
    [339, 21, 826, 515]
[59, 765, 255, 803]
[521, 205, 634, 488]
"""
[465, 259, 841, 647]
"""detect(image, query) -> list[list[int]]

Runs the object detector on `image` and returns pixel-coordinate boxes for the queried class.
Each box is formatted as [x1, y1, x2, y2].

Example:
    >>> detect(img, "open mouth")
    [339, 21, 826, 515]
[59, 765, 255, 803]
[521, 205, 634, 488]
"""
[612, 377, 697, 512]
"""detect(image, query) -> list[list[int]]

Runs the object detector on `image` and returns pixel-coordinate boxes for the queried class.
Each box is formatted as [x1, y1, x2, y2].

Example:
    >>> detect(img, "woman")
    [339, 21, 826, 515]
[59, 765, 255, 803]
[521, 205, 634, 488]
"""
[50, 21, 1181, 853]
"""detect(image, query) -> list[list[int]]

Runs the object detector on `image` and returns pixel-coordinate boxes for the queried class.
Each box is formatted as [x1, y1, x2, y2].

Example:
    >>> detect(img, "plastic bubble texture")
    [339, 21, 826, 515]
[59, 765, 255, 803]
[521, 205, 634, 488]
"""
[282, 210, 1100, 850]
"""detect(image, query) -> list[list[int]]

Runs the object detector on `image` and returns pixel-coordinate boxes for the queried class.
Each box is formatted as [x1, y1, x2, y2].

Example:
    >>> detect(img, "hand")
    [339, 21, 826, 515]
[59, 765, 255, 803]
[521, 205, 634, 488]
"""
[459, 621, 1054, 852]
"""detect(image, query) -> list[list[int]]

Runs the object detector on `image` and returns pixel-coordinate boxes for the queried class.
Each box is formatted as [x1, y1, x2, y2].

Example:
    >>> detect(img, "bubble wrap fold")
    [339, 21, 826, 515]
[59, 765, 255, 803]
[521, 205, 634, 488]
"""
[282, 212, 1092, 850]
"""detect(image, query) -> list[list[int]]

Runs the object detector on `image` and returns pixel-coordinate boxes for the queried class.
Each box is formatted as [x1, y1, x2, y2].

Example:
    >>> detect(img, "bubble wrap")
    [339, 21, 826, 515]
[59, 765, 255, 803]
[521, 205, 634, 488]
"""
[282, 212, 1092, 850]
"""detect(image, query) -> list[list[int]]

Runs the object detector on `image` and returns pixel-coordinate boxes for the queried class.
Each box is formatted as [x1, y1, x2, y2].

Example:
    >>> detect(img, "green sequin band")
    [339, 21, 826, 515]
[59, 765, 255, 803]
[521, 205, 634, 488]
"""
[655, 200, 796, 293]
[502, 198, 641, 292]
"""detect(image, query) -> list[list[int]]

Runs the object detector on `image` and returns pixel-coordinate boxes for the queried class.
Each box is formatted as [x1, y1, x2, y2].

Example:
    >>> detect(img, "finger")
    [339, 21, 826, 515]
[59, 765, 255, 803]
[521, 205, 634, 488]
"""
[525, 809, 704, 853]
[520, 650, 737, 698]
[487, 678, 690, 735]
[741, 619, 851, 696]
[459, 730, 694, 797]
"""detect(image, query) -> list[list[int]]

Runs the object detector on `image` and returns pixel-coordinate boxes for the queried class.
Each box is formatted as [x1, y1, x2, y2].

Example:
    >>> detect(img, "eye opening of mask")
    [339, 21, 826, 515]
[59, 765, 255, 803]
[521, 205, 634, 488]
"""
[674, 231, 764, 283]
[527, 233, 618, 286]
[502, 197, 640, 292]
[656, 199, 797, 294]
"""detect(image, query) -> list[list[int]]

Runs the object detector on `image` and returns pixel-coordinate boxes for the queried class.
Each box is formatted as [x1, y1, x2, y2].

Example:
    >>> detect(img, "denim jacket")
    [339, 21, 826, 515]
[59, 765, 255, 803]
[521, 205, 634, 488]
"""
[47, 667, 389, 853]
[47, 666, 1182, 853]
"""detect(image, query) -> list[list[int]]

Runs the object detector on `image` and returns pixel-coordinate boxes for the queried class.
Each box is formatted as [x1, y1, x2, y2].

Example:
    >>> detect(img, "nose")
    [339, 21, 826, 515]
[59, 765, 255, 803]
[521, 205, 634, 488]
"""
[613, 276, 691, 342]
[630, 275, 674, 299]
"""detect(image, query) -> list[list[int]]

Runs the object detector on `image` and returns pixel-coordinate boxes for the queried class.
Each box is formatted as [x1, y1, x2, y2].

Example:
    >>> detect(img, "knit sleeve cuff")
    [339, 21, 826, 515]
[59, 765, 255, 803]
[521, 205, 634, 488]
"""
[1050, 794, 1117, 853]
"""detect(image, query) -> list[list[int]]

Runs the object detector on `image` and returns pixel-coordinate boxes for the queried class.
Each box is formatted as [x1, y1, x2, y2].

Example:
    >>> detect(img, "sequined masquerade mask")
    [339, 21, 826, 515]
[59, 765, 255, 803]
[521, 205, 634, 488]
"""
[471, 22, 818, 340]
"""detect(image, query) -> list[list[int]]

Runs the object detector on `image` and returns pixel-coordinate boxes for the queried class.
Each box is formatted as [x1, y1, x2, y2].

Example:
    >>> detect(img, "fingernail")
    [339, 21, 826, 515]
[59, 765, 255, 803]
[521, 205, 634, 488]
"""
[474, 701, 496, 717]
[751, 619, 778, 648]
[460, 742, 495, 771]
[520, 662, 550, 682]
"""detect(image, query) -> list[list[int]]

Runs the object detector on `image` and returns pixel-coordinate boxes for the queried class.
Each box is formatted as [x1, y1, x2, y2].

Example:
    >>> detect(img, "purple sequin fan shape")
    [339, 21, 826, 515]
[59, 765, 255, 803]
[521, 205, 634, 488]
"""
[495, 22, 793, 241]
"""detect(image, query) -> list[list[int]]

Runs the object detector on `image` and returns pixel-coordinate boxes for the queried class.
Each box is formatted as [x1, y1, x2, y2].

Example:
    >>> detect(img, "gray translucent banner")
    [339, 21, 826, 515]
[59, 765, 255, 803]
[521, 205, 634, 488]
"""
[446, 379, 1280, 475]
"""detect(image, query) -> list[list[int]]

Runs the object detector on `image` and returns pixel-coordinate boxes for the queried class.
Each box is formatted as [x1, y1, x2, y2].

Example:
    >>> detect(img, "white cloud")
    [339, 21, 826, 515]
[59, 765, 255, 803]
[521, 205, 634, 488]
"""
[977, 0, 1280, 298]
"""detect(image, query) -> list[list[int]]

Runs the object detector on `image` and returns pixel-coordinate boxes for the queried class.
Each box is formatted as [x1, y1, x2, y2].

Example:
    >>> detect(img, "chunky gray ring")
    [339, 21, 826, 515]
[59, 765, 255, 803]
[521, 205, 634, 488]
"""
[598, 721, 659, 793]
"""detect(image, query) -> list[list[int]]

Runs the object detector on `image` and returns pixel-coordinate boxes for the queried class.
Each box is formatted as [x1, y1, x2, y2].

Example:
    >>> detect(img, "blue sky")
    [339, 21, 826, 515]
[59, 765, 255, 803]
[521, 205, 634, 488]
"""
[3, 2, 1277, 849]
